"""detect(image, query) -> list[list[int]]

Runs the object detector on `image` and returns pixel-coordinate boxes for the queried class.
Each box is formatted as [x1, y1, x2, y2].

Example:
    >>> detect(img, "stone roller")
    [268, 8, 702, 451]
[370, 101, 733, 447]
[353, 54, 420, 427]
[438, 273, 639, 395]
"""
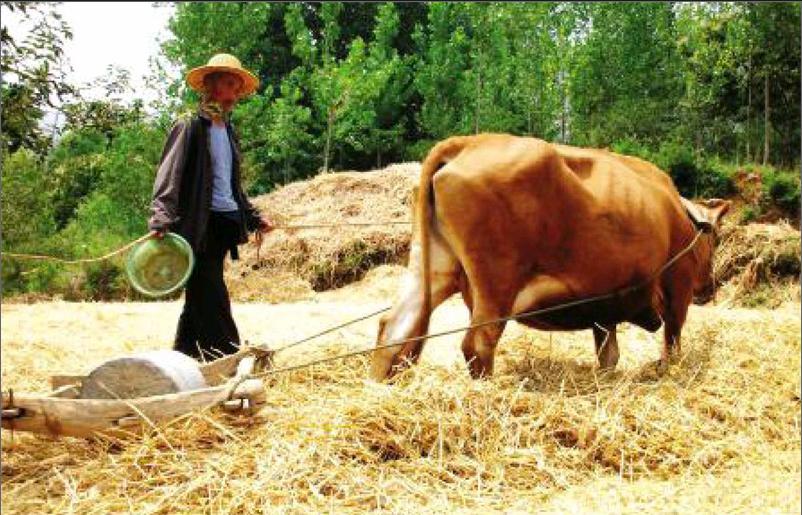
[80, 350, 208, 400]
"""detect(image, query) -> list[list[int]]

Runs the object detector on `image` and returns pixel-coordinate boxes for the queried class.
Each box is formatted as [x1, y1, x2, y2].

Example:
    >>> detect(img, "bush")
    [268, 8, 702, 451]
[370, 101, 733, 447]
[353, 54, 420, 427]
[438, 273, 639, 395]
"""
[403, 139, 437, 162]
[695, 159, 737, 199]
[652, 141, 699, 196]
[610, 138, 654, 162]
[739, 205, 760, 224]
[614, 140, 736, 199]
[2, 121, 166, 301]
[83, 261, 130, 301]
[48, 129, 110, 228]
[0, 148, 56, 247]
[763, 169, 800, 215]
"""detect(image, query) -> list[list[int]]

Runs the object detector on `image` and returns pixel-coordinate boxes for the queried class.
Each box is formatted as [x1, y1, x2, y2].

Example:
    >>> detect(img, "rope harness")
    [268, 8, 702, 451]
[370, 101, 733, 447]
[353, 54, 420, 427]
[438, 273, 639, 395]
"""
[0, 233, 155, 264]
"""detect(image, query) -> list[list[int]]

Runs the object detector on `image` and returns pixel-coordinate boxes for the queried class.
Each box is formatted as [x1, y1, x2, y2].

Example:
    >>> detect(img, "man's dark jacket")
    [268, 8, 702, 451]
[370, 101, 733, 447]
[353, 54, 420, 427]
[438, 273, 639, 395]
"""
[148, 110, 261, 256]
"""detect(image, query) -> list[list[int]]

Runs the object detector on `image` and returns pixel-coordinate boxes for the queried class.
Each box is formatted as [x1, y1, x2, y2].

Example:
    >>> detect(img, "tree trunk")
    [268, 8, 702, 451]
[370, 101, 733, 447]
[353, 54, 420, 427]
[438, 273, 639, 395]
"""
[474, 66, 482, 134]
[324, 109, 333, 173]
[763, 72, 770, 166]
[527, 107, 532, 135]
[560, 71, 567, 143]
[589, 110, 594, 145]
[746, 51, 751, 162]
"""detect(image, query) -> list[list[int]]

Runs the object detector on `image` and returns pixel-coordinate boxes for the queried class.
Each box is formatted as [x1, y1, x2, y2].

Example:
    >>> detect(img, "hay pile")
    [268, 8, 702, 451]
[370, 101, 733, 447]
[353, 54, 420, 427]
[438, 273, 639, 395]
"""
[225, 163, 419, 302]
[714, 220, 800, 307]
[2, 300, 799, 513]
[225, 162, 799, 306]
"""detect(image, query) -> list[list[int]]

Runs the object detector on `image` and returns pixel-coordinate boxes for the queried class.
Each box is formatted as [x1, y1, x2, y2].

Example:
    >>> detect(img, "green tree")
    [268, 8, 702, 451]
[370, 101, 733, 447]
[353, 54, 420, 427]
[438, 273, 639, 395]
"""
[47, 129, 108, 228]
[675, 3, 800, 166]
[62, 65, 146, 141]
[0, 147, 55, 247]
[570, 3, 683, 147]
[413, 3, 473, 140]
[0, 1, 77, 154]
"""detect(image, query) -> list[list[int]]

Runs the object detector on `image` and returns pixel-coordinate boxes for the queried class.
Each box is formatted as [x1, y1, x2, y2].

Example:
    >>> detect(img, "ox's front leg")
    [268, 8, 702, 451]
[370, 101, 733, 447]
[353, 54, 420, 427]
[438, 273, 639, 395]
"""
[592, 323, 620, 370]
[659, 286, 692, 373]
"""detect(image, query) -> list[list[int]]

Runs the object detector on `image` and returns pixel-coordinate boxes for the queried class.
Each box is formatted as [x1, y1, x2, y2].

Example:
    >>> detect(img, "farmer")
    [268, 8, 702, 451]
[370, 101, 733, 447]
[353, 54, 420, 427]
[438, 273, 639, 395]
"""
[147, 53, 274, 361]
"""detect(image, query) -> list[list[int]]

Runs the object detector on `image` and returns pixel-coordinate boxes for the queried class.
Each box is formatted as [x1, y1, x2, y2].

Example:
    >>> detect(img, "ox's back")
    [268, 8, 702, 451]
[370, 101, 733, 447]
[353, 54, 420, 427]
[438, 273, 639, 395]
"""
[431, 134, 692, 295]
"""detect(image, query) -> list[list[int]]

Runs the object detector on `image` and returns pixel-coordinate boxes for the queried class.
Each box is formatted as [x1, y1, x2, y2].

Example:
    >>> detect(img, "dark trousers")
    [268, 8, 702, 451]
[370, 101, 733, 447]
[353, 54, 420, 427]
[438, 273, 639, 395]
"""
[174, 211, 241, 360]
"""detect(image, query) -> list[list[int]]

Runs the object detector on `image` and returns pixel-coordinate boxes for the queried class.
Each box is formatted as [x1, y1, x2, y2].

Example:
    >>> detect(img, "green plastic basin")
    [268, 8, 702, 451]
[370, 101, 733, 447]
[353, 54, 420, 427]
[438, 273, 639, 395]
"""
[126, 232, 194, 297]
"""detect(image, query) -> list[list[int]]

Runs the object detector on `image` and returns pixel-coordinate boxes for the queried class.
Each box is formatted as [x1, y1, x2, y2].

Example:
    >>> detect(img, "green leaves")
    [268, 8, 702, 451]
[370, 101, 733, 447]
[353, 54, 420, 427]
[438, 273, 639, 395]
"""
[3, 1, 800, 300]
[0, 2, 77, 155]
[0, 147, 56, 247]
[141, 2, 802, 183]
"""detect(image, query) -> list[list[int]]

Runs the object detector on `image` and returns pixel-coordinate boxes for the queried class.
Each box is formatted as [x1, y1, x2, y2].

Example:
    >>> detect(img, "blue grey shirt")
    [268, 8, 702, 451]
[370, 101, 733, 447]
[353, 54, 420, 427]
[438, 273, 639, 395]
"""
[209, 123, 240, 212]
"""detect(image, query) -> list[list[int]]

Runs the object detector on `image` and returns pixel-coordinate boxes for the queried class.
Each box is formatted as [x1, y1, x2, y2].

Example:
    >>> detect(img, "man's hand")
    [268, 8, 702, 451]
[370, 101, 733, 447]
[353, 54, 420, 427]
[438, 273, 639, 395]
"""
[256, 214, 275, 233]
[252, 215, 274, 261]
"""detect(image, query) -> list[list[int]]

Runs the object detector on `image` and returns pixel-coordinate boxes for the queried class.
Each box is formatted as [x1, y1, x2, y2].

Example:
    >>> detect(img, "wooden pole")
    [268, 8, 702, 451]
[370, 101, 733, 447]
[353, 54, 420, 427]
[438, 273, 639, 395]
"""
[1, 378, 265, 439]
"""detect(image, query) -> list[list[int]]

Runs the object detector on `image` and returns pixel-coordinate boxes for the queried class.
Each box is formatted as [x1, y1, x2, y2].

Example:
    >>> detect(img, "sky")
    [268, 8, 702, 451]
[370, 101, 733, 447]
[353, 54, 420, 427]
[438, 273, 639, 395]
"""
[3, 2, 179, 130]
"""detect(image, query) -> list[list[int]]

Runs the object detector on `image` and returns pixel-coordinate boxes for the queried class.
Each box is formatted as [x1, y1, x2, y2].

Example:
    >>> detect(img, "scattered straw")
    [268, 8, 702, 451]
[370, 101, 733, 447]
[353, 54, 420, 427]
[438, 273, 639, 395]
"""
[1, 162, 800, 513]
[2, 296, 799, 513]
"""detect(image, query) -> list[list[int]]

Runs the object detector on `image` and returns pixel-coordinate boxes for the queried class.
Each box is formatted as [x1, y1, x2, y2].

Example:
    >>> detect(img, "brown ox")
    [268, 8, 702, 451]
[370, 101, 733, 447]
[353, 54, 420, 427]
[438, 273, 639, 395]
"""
[370, 134, 730, 380]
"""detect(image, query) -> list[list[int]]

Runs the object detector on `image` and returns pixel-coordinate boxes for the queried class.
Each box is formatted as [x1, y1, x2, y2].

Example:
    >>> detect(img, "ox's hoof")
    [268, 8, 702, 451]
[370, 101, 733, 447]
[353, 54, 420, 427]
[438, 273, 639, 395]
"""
[655, 358, 670, 376]
[596, 349, 619, 372]
[597, 363, 617, 375]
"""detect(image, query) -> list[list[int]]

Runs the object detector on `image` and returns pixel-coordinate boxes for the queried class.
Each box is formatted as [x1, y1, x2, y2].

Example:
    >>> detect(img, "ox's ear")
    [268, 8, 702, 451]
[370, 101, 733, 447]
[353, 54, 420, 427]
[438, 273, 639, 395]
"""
[700, 198, 732, 227]
[680, 196, 713, 233]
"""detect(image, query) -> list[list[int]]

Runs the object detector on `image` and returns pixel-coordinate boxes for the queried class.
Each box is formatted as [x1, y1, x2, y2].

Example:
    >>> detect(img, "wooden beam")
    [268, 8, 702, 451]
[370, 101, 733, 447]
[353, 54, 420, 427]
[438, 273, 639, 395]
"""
[1, 378, 265, 439]
[49, 385, 81, 399]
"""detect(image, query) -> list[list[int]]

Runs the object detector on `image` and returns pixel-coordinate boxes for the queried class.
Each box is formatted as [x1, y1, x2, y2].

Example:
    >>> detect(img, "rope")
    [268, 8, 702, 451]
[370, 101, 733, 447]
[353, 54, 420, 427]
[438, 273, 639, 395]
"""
[250, 229, 706, 379]
[0, 221, 412, 265]
[274, 221, 411, 230]
[0, 233, 154, 264]
[271, 305, 392, 355]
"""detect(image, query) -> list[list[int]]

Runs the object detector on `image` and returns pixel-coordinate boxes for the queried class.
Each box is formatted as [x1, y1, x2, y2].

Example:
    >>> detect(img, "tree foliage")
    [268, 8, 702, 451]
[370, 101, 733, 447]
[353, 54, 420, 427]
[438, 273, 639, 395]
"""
[2, 2, 799, 299]
[0, 1, 76, 154]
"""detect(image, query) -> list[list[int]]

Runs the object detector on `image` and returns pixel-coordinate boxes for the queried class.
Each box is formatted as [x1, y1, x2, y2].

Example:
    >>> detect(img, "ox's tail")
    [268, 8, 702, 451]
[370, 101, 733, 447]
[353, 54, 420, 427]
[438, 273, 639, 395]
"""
[417, 136, 471, 317]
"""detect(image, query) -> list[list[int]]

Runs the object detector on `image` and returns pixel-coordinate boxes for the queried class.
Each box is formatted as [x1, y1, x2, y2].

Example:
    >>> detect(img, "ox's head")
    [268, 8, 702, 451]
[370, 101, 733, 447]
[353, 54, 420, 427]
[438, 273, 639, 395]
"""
[681, 197, 732, 304]
[370, 299, 429, 382]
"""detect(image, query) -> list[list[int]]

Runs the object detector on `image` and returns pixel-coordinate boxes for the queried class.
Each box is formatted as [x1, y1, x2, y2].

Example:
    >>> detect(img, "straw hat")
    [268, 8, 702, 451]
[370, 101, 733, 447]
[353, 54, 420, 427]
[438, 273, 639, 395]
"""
[186, 53, 259, 97]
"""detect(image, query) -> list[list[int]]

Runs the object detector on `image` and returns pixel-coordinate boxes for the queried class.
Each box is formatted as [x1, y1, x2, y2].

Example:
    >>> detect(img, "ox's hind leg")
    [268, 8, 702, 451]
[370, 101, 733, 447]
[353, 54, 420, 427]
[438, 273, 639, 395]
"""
[459, 274, 516, 379]
[461, 303, 508, 379]
[592, 323, 620, 370]
[370, 231, 460, 380]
